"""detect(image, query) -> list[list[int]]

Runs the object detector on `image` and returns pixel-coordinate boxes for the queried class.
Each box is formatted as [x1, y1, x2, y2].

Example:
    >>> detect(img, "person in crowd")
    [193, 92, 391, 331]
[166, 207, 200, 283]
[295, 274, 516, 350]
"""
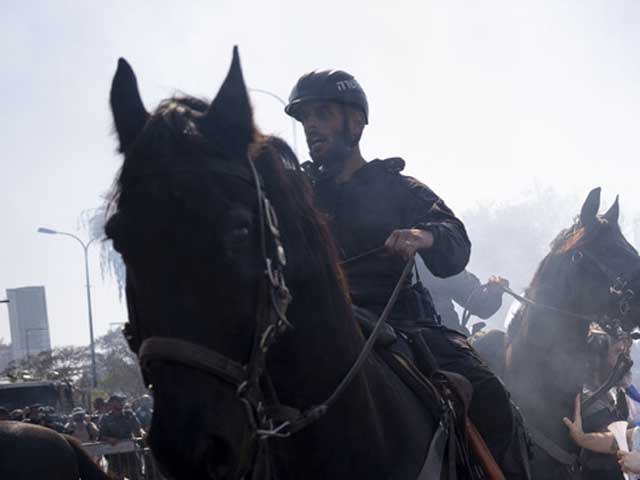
[64, 406, 99, 442]
[627, 380, 640, 427]
[581, 329, 631, 479]
[24, 404, 44, 425]
[0, 407, 10, 421]
[10, 408, 23, 421]
[417, 262, 509, 335]
[41, 405, 66, 433]
[564, 395, 640, 476]
[134, 394, 153, 431]
[99, 394, 144, 480]
[563, 329, 634, 478]
[284, 68, 530, 478]
[91, 396, 108, 426]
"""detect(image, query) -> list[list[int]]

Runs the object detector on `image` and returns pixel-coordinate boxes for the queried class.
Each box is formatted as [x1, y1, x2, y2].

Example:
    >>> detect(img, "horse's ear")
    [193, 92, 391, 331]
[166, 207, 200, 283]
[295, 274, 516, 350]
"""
[200, 46, 254, 156]
[580, 187, 601, 227]
[110, 58, 148, 153]
[603, 195, 620, 225]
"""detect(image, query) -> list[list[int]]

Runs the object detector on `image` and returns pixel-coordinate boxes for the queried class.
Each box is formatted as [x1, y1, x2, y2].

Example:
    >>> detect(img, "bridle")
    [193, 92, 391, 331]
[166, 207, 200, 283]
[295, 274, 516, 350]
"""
[120, 157, 413, 479]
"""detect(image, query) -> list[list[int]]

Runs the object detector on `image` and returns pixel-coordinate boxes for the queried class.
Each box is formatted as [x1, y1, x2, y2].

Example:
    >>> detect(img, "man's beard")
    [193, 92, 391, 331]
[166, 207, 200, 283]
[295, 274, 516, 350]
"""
[309, 134, 352, 180]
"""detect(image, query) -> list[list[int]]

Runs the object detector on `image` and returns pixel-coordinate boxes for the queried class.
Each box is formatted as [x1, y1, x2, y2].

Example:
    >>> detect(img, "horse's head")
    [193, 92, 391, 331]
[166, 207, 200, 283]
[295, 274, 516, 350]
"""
[566, 187, 640, 336]
[511, 187, 640, 390]
[106, 48, 291, 479]
[517, 187, 640, 342]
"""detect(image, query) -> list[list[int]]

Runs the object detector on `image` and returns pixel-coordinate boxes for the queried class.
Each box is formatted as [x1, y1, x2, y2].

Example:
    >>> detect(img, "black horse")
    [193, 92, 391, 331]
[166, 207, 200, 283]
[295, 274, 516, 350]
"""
[0, 421, 110, 479]
[473, 188, 640, 479]
[105, 48, 457, 479]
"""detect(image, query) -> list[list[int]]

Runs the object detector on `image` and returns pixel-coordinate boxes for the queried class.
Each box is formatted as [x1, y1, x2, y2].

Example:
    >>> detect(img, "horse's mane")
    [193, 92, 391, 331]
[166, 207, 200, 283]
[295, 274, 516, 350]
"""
[507, 218, 585, 341]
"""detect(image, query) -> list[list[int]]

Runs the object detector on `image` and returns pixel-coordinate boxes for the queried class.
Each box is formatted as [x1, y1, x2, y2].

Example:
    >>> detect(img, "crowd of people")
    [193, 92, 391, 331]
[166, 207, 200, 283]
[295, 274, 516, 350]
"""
[0, 393, 154, 479]
[563, 330, 640, 478]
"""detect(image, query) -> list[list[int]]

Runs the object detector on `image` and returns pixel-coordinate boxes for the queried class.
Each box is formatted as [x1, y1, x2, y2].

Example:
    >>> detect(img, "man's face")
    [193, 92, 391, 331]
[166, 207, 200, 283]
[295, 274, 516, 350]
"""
[111, 399, 124, 413]
[297, 101, 351, 168]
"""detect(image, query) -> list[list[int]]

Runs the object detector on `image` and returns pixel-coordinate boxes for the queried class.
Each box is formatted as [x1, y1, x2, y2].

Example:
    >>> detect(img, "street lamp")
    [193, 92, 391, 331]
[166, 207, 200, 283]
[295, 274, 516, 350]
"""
[249, 88, 299, 156]
[37, 227, 98, 388]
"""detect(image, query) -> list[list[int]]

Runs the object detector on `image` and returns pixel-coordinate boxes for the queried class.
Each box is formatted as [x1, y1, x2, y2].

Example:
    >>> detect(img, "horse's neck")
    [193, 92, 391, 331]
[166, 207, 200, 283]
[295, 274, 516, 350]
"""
[269, 275, 363, 401]
[524, 282, 590, 350]
[509, 271, 591, 447]
[267, 274, 428, 478]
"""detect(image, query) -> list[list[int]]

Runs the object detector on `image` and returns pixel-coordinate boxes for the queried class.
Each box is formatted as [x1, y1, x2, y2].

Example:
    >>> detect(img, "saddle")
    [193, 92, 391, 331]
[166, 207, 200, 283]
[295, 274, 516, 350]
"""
[354, 305, 502, 480]
[353, 305, 472, 410]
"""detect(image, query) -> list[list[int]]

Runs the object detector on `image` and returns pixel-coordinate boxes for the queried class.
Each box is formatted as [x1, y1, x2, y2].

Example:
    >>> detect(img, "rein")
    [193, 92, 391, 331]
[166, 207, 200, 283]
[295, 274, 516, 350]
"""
[500, 286, 595, 323]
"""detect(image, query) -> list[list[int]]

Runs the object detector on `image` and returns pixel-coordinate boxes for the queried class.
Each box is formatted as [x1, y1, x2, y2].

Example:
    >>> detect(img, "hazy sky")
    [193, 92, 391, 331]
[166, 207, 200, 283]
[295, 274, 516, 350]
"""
[2, 1, 639, 347]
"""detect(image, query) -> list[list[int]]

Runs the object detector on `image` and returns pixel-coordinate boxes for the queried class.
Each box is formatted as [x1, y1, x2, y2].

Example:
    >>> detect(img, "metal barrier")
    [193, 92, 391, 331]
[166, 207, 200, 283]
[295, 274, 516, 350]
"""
[82, 439, 166, 480]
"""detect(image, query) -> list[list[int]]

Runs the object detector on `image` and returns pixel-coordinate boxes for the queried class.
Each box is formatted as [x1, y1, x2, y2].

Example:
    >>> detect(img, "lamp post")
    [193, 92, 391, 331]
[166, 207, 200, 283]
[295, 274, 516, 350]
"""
[249, 88, 299, 156]
[37, 227, 98, 388]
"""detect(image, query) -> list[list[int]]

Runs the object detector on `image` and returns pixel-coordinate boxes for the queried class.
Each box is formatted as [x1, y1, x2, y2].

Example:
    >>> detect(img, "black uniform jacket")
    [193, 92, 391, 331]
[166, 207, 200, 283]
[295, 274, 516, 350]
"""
[314, 158, 471, 321]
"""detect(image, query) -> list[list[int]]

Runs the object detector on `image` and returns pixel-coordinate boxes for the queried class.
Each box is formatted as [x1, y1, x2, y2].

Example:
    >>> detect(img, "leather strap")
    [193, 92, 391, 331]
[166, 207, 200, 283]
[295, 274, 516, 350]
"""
[139, 337, 246, 386]
[527, 423, 578, 467]
[417, 417, 450, 480]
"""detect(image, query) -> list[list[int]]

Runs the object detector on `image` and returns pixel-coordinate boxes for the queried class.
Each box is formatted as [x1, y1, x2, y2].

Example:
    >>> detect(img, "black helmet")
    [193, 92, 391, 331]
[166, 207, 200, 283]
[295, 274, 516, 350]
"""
[285, 69, 369, 124]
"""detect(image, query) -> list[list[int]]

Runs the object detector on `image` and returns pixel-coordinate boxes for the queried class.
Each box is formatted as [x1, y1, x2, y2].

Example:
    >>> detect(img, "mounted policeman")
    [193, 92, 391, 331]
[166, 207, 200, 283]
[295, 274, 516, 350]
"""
[285, 69, 531, 478]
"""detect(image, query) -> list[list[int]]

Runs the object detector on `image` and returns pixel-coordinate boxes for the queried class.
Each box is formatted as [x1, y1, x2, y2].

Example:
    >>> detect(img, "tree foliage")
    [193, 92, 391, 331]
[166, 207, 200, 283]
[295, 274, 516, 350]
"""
[1, 329, 146, 398]
[95, 328, 145, 398]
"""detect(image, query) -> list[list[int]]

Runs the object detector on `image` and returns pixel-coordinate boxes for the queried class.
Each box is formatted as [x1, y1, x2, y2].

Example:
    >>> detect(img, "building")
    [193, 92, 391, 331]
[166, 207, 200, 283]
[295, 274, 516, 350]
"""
[6, 287, 51, 362]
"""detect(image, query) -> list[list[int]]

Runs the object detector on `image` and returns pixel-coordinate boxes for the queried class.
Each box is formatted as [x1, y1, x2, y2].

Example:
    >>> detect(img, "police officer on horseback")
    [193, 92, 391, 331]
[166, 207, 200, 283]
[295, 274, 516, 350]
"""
[285, 69, 530, 479]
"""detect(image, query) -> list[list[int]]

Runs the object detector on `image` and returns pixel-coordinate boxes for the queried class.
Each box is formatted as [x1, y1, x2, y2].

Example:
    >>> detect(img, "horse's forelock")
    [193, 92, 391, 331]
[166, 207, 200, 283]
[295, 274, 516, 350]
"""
[106, 94, 251, 216]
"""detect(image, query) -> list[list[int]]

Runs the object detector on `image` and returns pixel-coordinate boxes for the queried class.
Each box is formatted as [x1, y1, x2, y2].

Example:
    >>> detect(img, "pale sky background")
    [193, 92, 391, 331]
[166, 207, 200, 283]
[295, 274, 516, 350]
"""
[1, 1, 639, 347]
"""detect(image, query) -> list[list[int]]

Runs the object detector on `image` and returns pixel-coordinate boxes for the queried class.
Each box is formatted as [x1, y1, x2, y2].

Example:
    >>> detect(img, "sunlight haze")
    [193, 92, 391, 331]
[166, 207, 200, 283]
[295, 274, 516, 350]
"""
[2, 1, 639, 346]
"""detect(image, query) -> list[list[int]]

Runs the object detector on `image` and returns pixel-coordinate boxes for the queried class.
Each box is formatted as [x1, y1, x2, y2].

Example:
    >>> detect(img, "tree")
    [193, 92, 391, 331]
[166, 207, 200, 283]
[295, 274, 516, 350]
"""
[1, 330, 146, 400]
[2, 345, 89, 385]
[96, 328, 146, 398]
